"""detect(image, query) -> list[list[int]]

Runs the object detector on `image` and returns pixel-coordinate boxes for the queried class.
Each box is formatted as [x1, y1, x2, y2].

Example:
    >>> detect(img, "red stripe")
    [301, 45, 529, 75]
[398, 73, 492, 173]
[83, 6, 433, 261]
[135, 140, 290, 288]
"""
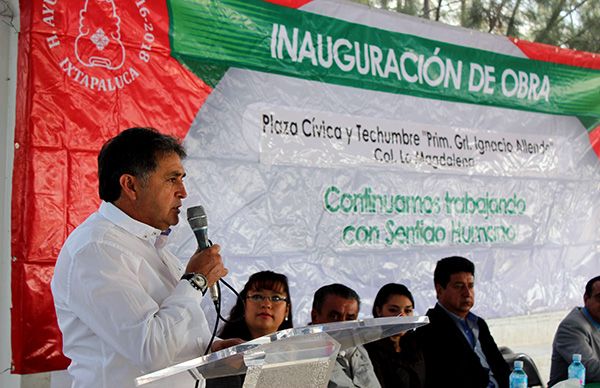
[510, 38, 600, 158]
[510, 37, 600, 70]
[265, 0, 313, 8]
[588, 126, 600, 158]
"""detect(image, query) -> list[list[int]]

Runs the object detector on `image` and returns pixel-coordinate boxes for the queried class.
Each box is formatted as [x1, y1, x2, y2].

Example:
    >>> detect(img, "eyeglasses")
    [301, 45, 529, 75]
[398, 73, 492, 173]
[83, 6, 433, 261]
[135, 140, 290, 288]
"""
[246, 294, 289, 304]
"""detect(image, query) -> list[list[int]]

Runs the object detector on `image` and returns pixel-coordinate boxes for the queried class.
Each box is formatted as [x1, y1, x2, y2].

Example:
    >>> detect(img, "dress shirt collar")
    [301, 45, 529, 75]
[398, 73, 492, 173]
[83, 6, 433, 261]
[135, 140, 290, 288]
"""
[582, 307, 600, 329]
[437, 302, 478, 325]
[99, 201, 170, 244]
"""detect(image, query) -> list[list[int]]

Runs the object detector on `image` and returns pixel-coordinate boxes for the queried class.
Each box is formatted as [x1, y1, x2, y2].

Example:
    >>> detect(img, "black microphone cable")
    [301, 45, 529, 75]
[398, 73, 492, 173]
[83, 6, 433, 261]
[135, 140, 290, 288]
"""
[203, 281, 221, 356]
[202, 277, 244, 356]
[195, 280, 243, 388]
[215, 278, 245, 324]
[187, 206, 245, 386]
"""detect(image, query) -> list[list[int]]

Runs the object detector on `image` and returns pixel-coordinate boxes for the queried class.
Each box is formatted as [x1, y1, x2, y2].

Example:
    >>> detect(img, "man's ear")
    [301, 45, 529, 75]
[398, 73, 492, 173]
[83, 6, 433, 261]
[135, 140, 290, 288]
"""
[310, 309, 318, 324]
[119, 174, 138, 200]
[434, 283, 443, 298]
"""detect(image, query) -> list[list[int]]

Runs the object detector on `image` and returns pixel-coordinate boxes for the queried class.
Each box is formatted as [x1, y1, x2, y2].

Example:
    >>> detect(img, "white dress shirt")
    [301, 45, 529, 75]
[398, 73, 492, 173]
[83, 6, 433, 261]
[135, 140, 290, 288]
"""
[51, 201, 211, 388]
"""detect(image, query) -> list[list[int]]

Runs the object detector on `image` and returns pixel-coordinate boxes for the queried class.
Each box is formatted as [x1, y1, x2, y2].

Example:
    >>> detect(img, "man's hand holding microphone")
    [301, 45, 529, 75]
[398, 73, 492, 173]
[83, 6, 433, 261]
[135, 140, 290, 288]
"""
[184, 244, 228, 289]
[181, 206, 228, 302]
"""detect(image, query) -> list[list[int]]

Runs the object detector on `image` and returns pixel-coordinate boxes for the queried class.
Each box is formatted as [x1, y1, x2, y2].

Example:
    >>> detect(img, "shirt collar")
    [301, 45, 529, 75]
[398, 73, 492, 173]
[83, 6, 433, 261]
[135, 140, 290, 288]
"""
[99, 201, 169, 243]
[582, 307, 600, 329]
[437, 302, 478, 324]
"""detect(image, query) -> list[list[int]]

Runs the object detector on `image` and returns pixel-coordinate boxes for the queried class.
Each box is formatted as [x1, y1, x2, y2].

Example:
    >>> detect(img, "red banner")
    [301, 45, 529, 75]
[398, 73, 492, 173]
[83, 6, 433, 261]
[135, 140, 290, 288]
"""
[12, 0, 210, 373]
[12, 0, 306, 374]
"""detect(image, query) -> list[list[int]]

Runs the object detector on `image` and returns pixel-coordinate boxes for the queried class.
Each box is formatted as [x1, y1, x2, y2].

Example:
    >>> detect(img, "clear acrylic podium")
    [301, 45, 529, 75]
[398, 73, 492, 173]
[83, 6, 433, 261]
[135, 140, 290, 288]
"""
[135, 315, 429, 388]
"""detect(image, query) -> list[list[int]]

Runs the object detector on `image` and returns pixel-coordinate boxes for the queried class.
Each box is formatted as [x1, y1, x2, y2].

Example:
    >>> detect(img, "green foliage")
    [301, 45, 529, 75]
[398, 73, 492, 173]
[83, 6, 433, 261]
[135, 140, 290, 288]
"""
[348, 0, 600, 53]
[465, 0, 485, 30]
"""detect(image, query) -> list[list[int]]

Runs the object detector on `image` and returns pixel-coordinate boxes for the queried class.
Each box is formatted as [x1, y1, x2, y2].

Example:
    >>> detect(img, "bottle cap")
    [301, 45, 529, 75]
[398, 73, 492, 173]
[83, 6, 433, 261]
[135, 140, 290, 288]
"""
[573, 354, 582, 362]
[514, 360, 524, 369]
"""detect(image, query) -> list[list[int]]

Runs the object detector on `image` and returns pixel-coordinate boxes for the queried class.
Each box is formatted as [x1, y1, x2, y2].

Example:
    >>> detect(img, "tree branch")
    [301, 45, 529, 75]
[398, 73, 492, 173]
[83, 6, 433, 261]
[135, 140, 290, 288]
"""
[534, 0, 567, 43]
[556, 0, 588, 25]
[435, 0, 443, 21]
[506, 0, 522, 37]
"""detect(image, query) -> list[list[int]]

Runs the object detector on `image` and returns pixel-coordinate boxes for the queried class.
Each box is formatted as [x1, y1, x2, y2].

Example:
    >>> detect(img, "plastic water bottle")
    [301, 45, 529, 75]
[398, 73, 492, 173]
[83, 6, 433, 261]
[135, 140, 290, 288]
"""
[568, 353, 586, 386]
[509, 360, 528, 388]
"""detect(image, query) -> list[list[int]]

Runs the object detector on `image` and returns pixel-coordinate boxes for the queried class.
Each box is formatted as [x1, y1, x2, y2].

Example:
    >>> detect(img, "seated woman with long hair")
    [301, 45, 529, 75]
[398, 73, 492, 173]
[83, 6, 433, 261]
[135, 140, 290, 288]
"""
[206, 271, 293, 388]
[364, 283, 425, 388]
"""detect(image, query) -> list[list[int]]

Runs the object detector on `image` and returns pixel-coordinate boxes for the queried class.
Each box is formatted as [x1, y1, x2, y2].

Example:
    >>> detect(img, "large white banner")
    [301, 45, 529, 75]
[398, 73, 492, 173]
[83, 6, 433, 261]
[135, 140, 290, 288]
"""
[167, 0, 600, 324]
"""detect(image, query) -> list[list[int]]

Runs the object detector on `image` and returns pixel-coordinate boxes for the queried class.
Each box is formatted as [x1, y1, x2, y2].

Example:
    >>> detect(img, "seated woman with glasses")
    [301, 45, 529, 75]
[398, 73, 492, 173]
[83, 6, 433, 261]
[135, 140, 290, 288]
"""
[364, 283, 425, 388]
[206, 271, 293, 388]
[219, 270, 293, 340]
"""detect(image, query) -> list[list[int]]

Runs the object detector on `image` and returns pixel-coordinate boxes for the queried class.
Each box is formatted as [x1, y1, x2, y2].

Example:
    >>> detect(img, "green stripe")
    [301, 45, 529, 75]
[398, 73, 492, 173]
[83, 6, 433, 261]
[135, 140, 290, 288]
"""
[578, 116, 600, 132]
[168, 0, 600, 118]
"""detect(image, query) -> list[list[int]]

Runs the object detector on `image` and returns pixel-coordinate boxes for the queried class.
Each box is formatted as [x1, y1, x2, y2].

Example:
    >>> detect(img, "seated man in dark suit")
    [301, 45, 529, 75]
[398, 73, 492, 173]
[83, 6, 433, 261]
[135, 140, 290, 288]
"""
[416, 256, 510, 388]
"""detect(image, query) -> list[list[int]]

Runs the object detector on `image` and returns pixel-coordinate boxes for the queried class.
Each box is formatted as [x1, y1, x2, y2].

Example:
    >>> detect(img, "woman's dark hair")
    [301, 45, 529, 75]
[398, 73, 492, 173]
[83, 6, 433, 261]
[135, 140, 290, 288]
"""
[219, 271, 293, 340]
[372, 283, 415, 318]
[98, 127, 186, 202]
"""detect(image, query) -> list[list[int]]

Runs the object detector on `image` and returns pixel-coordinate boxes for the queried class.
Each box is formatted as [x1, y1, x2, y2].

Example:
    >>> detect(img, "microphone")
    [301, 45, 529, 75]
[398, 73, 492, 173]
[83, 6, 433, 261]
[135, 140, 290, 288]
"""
[187, 205, 219, 303]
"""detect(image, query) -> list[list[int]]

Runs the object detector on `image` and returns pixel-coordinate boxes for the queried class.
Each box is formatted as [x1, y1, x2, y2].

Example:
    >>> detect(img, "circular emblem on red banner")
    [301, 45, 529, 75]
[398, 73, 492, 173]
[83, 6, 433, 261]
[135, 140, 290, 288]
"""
[41, 0, 157, 92]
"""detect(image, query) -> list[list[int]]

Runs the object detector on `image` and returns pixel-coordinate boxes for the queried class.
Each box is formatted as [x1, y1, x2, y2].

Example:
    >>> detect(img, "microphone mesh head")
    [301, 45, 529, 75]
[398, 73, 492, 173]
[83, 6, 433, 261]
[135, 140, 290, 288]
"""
[187, 205, 208, 229]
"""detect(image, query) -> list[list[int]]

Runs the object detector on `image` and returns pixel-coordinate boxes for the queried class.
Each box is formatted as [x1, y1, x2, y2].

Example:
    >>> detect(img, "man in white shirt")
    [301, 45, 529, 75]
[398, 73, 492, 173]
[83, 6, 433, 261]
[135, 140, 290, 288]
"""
[51, 127, 233, 388]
